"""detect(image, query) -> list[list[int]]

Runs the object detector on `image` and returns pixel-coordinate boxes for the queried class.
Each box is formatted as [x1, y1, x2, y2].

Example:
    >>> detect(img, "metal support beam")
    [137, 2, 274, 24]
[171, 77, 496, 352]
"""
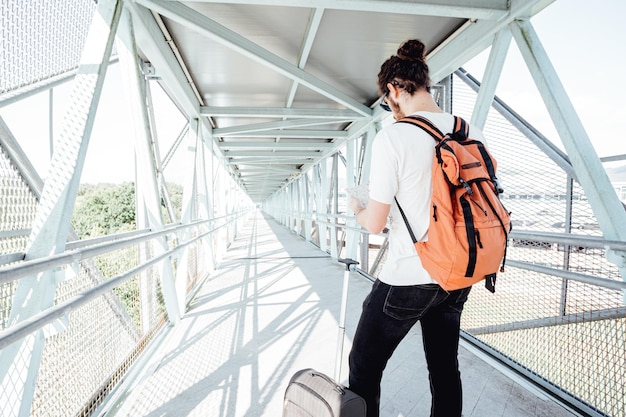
[144, 81, 177, 223]
[117, 7, 181, 325]
[455, 69, 576, 179]
[344, 137, 359, 260]
[304, 173, 313, 242]
[467, 305, 626, 336]
[428, 0, 555, 84]
[216, 130, 348, 139]
[154, 0, 510, 20]
[135, 0, 372, 116]
[315, 163, 329, 253]
[0, 1, 122, 415]
[199, 123, 216, 271]
[127, 1, 240, 188]
[0, 116, 44, 200]
[213, 119, 351, 136]
[199, 106, 363, 120]
[509, 19, 626, 289]
[329, 154, 339, 258]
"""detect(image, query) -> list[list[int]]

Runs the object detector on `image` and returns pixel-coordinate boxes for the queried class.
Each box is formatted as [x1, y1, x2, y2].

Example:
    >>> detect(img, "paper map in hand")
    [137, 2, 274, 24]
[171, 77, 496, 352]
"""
[346, 184, 369, 208]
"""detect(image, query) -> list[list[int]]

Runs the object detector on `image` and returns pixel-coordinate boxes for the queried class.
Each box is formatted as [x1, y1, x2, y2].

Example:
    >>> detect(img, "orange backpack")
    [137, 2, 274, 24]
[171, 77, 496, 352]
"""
[395, 115, 511, 293]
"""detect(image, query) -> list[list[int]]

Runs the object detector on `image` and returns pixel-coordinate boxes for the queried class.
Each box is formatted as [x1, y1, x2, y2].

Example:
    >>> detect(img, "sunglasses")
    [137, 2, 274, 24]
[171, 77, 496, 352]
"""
[379, 92, 391, 112]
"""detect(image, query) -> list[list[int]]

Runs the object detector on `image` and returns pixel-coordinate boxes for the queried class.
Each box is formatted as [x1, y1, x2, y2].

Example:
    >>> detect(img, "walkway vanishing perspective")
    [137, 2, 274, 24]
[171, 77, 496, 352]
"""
[99, 211, 580, 417]
[2, 1, 626, 416]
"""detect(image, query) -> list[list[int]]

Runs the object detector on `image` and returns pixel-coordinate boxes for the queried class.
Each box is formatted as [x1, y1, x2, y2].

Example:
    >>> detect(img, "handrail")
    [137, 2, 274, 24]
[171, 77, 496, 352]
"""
[284, 208, 626, 252]
[510, 229, 626, 251]
[506, 259, 626, 291]
[66, 212, 239, 250]
[0, 213, 244, 285]
[0, 212, 246, 350]
[275, 208, 626, 293]
[64, 227, 153, 250]
[0, 252, 26, 265]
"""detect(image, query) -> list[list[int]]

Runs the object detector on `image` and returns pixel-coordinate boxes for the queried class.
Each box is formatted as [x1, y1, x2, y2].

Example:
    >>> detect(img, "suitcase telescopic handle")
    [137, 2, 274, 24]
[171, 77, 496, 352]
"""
[338, 258, 359, 271]
[335, 258, 358, 381]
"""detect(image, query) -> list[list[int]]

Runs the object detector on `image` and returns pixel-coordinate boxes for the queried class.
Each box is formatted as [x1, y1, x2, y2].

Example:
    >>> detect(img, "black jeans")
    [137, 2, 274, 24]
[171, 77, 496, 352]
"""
[348, 279, 471, 417]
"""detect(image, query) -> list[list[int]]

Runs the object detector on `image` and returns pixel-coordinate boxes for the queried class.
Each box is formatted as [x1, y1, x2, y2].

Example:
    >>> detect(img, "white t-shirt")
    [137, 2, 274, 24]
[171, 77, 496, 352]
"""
[369, 111, 486, 286]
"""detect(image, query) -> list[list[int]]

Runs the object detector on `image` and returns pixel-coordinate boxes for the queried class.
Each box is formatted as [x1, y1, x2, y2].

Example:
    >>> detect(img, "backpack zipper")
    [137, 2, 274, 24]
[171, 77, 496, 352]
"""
[469, 197, 488, 216]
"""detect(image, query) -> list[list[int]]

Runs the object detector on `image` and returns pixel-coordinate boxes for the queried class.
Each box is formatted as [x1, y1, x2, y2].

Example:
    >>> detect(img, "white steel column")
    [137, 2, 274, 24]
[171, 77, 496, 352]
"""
[344, 137, 359, 260]
[288, 183, 296, 232]
[282, 187, 289, 227]
[117, 7, 181, 324]
[360, 123, 376, 186]
[316, 162, 329, 253]
[198, 125, 216, 271]
[303, 172, 313, 242]
[213, 156, 224, 250]
[218, 165, 233, 258]
[175, 117, 200, 315]
[284, 183, 290, 231]
[294, 179, 302, 236]
[356, 126, 376, 267]
[0, 1, 121, 415]
[145, 80, 177, 223]
[510, 19, 626, 287]
[329, 154, 339, 259]
[214, 160, 227, 259]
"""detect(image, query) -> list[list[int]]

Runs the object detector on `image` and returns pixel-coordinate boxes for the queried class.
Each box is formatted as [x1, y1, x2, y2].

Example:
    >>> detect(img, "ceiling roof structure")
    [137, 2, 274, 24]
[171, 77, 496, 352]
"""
[127, 0, 555, 202]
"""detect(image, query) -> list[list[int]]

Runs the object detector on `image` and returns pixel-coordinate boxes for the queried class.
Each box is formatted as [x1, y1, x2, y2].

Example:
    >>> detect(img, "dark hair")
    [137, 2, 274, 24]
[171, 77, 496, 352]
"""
[378, 39, 430, 95]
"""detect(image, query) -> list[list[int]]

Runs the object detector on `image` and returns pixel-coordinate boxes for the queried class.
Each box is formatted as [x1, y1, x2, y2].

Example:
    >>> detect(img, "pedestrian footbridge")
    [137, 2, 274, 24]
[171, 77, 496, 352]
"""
[1, 1, 625, 416]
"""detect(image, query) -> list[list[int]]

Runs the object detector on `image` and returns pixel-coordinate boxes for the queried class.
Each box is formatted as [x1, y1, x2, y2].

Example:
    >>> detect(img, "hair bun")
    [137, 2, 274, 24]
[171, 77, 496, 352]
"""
[397, 39, 426, 62]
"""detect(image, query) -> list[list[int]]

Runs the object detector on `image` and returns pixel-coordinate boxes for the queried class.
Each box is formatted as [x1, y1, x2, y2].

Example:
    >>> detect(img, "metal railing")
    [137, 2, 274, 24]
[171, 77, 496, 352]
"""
[0, 211, 249, 417]
[269, 208, 625, 417]
[2, 1, 625, 414]
[264, 68, 626, 416]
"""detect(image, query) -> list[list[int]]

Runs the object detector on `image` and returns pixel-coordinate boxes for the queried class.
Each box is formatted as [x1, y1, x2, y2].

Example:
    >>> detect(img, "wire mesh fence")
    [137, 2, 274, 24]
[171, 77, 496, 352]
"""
[0, 218, 221, 417]
[0, 0, 96, 95]
[30, 257, 163, 417]
[453, 73, 625, 417]
[0, 145, 38, 331]
[1, 107, 239, 416]
[300, 71, 626, 416]
[2, 2, 626, 416]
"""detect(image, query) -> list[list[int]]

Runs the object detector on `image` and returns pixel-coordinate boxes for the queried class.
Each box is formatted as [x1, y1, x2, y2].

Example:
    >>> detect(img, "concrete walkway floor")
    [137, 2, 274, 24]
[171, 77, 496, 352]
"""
[99, 210, 582, 417]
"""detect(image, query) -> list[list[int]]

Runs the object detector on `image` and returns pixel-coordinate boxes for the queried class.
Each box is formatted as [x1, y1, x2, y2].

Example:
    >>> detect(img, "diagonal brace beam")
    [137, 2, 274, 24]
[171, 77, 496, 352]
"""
[510, 18, 626, 285]
[135, 0, 372, 117]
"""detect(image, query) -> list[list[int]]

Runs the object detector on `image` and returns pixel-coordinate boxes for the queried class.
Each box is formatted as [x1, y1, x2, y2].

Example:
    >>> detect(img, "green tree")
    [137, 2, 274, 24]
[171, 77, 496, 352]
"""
[71, 182, 182, 328]
[72, 182, 183, 238]
[72, 182, 136, 238]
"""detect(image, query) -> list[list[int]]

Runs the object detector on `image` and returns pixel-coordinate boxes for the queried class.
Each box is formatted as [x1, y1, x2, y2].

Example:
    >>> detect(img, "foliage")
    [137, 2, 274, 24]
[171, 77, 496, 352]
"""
[71, 182, 183, 329]
[72, 182, 183, 238]
[72, 182, 137, 238]
[163, 182, 183, 224]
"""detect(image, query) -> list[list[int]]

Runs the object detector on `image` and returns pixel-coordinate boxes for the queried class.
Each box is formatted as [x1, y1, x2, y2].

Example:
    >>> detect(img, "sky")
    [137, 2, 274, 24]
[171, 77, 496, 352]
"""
[1, 0, 625, 185]
[463, 0, 626, 160]
[0, 66, 188, 185]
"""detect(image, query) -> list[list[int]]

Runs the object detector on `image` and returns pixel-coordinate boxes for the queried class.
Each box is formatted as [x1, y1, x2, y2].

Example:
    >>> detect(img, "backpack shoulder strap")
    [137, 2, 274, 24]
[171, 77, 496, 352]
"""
[394, 197, 418, 244]
[396, 115, 444, 142]
[449, 116, 502, 189]
[397, 114, 470, 143]
[452, 116, 469, 139]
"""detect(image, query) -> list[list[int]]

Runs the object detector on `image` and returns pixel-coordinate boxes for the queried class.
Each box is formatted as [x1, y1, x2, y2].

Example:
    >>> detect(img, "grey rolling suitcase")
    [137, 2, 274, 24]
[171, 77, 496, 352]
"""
[283, 258, 366, 417]
[283, 368, 366, 417]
